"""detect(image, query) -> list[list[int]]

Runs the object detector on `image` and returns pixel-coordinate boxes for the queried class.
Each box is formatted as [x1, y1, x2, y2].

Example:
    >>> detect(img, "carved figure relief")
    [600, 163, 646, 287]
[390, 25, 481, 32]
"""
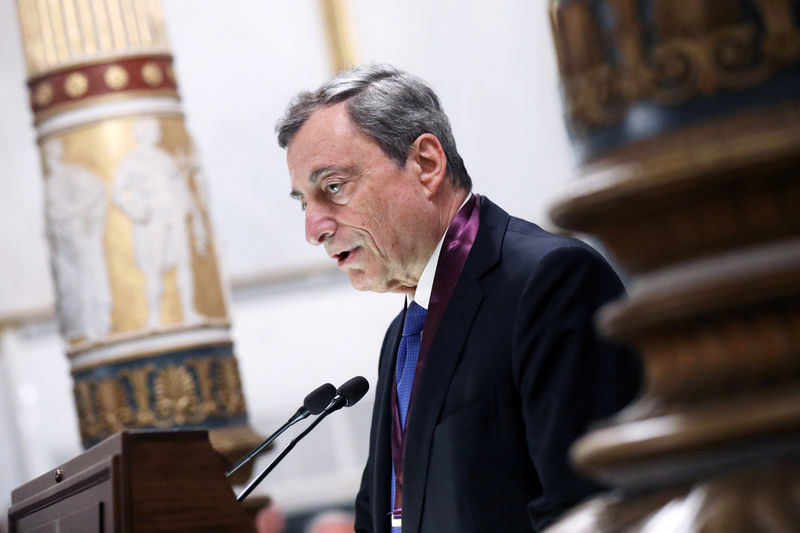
[112, 117, 208, 328]
[174, 145, 210, 254]
[44, 138, 112, 342]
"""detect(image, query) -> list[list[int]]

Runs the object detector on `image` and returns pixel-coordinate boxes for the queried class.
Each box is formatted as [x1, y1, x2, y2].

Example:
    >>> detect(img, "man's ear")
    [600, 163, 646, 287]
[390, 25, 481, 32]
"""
[409, 133, 447, 197]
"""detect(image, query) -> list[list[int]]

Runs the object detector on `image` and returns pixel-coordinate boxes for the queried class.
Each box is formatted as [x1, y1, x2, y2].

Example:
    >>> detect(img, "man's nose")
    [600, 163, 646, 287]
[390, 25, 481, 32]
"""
[305, 204, 336, 245]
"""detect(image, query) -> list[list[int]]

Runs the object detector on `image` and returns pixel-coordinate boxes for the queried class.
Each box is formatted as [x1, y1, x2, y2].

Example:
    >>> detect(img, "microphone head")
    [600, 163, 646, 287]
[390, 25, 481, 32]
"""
[304, 383, 337, 415]
[337, 376, 370, 407]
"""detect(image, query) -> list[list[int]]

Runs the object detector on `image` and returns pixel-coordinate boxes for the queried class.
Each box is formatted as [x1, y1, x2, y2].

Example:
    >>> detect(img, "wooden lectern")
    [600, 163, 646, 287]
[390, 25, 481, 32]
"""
[7, 430, 257, 532]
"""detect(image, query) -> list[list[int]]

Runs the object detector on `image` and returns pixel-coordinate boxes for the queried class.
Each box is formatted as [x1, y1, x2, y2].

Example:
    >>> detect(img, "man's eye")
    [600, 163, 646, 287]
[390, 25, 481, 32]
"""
[300, 200, 307, 211]
[326, 182, 342, 194]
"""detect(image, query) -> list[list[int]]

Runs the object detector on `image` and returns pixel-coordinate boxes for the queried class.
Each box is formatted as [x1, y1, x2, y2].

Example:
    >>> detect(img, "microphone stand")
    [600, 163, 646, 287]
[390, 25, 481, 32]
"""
[226, 409, 307, 478]
[237, 406, 337, 501]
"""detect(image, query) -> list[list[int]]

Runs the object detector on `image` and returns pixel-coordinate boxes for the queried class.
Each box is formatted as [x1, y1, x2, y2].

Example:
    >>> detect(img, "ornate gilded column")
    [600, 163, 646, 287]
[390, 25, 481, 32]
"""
[546, 1, 800, 530]
[15, 0, 261, 464]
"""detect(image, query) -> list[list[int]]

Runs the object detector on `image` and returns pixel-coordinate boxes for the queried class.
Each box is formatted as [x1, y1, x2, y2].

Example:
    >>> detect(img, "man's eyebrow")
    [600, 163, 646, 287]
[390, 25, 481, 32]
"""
[290, 166, 361, 199]
[289, 167, 337, 200]
[309, 166, 340, 184]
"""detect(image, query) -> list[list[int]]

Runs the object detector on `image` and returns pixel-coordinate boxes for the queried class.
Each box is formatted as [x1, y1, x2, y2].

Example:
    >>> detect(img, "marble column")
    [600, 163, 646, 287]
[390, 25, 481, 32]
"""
[15, 0, 261, 467]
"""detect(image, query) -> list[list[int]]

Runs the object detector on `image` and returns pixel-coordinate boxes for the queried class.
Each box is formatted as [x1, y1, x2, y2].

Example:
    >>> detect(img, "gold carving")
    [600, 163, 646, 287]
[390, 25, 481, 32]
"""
[141, 62, 164, 86]
[186, 356, 217, 416]
[96, 377, 134, 431]
[104, 65, 129, 89]
[64, 72, 89, 98]
[119, 364, 157, 426]
[74, 380, 98, 441]
[74, 355, 247, 443]
[551, 0, 800, 130]
[33, 82, 54, 106]
[153, 364, 204, 425]
[217, 357, 247, 416]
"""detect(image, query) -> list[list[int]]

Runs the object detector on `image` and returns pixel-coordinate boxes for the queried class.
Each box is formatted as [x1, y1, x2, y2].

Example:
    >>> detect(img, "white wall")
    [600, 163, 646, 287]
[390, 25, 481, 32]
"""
[0, 0, 52, 317]
[0, 0, 575, 523]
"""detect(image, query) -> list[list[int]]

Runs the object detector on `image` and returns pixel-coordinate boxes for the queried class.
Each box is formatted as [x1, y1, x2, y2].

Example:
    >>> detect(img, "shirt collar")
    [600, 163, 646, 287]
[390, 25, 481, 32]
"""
[411, 192, 472, 310]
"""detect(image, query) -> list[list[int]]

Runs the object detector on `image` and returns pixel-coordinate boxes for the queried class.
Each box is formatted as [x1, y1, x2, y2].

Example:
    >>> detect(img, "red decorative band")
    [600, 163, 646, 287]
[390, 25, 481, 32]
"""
[28, 54, 179, 116]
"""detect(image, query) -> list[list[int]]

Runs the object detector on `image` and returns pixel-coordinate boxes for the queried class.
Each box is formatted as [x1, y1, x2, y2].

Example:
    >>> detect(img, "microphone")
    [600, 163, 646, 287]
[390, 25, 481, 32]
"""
[237, 376, 370, 501]
[323, 375, 370, 413]
[226, 382, 337, 478]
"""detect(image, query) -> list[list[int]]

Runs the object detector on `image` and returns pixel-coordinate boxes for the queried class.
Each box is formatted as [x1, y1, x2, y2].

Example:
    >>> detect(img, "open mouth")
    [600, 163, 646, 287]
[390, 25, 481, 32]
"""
[336, 250, 351, 265]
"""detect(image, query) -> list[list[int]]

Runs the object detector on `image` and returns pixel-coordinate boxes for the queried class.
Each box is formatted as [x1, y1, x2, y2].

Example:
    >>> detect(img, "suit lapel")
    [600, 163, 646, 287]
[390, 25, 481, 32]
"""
[400, 198, 509, 533]
[373, 307, 404, 533]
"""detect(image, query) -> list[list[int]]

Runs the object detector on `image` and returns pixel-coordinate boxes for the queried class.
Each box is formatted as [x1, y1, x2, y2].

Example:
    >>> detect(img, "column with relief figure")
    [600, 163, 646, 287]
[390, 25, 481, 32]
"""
[15, 0, 261, 466]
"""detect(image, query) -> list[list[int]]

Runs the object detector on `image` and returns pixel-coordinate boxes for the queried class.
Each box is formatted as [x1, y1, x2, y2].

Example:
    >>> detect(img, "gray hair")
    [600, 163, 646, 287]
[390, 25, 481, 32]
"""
[276, 64, 471, 189]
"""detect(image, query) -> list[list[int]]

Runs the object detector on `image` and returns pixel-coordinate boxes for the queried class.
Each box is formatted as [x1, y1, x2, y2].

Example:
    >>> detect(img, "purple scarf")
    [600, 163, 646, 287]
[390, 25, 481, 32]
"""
[390, 193, 481, 519]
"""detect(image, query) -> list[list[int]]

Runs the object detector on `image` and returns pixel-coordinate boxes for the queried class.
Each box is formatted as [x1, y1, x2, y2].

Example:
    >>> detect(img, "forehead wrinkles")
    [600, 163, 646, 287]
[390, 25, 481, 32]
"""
[290, 103, 357, 153]
[288, 134, 359, 188]
[310, 165, 362, 184]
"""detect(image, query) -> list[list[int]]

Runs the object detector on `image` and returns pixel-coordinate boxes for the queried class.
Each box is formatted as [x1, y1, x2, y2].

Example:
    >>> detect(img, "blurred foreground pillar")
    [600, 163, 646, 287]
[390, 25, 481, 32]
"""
[547, 1, 800, 530]
[15, 0, 261, 464]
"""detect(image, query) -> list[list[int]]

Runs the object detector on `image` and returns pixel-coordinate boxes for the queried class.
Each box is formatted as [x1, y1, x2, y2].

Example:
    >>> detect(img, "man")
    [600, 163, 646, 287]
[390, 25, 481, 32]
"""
[276, 64, 640, 533]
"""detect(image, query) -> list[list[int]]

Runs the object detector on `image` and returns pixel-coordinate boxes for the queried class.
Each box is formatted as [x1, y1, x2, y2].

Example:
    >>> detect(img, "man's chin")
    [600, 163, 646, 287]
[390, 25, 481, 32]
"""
[347, 271, 414, 295]
[347, 274, 384, 293]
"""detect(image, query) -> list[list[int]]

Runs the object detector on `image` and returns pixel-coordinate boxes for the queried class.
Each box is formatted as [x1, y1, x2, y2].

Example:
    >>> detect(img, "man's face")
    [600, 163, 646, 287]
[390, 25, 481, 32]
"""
[287, 102, 434, 294]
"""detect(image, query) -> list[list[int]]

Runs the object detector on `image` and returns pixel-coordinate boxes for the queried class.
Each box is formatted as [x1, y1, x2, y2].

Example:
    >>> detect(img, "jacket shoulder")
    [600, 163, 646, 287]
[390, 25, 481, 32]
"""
[479, 196, 610, 269]
[499, 217, 619, 292]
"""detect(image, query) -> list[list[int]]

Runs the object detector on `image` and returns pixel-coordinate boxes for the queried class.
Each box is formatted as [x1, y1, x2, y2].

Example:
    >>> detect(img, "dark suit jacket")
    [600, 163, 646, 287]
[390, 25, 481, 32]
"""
[354, 198, 640, 533]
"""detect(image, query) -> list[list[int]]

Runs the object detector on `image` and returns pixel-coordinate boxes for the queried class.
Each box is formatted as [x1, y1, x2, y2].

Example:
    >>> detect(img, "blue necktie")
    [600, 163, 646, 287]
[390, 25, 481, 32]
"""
[391, 301, 426, 532]
[396, 301, 426, 428]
